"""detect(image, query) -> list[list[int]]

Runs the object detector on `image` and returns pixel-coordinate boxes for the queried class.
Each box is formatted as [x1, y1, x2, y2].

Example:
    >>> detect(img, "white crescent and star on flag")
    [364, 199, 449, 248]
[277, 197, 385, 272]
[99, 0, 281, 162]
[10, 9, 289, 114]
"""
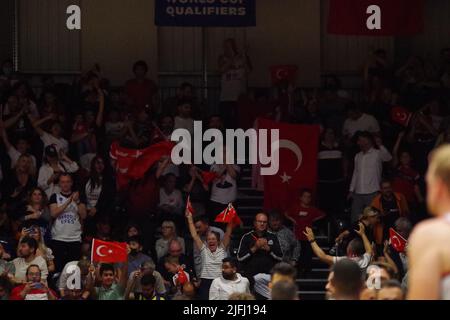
[271, 139, 303, 184]
[96, 245, 113, 257]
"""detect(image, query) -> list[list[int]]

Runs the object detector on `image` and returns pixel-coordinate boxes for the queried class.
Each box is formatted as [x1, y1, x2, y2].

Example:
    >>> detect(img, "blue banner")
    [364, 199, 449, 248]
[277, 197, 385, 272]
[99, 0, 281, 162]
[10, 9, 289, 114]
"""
[155, 0, 256, 27]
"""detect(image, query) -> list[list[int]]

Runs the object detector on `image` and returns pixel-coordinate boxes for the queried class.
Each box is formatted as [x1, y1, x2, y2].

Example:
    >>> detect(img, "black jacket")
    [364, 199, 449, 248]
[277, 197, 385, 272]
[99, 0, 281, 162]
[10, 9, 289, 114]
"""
[237, 230, 283, 277]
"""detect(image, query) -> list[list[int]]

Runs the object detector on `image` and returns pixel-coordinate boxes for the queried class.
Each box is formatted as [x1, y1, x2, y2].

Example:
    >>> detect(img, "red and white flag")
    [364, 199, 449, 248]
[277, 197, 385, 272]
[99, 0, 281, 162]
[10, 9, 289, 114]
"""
[257, 118, 320, 212]
[391, 106, 412, 127]
[91, 239, 128, 263]
[389, 228, 407, 253]
[110, 140, 174, 190]
[215, 203, 242, 228]
[186, 196, 195, 216]
[270, 65, 298, 85]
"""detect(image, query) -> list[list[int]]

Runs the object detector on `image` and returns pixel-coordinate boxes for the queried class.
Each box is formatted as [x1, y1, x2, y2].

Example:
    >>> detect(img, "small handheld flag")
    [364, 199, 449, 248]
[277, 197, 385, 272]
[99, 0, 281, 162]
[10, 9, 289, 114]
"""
[215, 203, 242, 228]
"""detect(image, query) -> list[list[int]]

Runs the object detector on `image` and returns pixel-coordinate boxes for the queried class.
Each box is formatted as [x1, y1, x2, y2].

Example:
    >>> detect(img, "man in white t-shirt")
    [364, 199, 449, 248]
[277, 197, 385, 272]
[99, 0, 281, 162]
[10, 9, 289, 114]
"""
[209, 258, 250, 300]
[342, 104, 380, 139]
[13, 237, 49, 284]
[49, 173, 87, 273]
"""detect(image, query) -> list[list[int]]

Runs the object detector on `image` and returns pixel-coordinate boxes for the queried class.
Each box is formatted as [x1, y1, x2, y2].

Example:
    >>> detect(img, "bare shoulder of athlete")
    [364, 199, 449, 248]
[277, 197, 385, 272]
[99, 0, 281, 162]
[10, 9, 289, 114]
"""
[410, 219, 450, 254]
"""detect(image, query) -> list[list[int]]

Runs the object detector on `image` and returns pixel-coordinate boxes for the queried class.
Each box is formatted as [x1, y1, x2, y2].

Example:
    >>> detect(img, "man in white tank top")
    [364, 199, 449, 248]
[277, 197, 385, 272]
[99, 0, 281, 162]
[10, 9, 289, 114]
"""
[408, 145, 450, 300]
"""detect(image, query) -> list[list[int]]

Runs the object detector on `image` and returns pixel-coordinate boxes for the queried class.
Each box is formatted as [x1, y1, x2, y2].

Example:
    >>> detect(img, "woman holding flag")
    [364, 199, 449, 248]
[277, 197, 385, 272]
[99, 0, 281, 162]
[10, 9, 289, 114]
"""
[185, 203, 233, 300]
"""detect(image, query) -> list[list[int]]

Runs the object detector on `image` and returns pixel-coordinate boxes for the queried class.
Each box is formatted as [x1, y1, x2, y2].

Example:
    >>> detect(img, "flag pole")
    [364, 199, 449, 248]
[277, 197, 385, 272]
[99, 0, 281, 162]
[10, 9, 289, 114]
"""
[90, 238, 94, 263]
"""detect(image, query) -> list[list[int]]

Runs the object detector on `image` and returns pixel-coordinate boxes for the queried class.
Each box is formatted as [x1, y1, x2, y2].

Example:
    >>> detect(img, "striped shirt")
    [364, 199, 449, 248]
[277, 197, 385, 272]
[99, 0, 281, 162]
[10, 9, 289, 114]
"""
[200, 244, 227, 280]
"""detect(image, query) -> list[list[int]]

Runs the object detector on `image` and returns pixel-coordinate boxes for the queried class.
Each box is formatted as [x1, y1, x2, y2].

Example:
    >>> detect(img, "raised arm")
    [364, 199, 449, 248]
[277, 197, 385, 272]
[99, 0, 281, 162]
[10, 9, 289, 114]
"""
[3, 109, 25, 129]
[30, 114, 53, 136]
[225, 164, 238, 180]
[383, 241, 399, 276]
[186, 209, 204, 250]
[303, 227, 334, 266]
[354, 223, 373, 256]
[375, 136, 392, 162]
[221, 221, 233, 249]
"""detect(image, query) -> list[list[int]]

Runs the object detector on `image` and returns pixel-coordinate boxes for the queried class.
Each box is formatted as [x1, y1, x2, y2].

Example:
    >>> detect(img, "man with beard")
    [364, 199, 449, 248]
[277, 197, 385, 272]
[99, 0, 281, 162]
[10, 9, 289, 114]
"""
[209, 258, 250, 300]
[12, 237, 48, 284]
[10, 265, 57, 300]
[408, 146, 450, 299]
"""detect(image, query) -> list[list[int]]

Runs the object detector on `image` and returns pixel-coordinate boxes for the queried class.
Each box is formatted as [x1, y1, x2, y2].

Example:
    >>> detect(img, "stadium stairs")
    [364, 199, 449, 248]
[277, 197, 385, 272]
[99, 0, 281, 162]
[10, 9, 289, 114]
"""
[232, 164, 330, 300]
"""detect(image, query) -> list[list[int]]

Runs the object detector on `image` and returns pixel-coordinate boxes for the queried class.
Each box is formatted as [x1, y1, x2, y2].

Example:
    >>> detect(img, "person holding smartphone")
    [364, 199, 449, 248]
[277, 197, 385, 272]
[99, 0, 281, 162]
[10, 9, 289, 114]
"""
[9, 264, 57, 300]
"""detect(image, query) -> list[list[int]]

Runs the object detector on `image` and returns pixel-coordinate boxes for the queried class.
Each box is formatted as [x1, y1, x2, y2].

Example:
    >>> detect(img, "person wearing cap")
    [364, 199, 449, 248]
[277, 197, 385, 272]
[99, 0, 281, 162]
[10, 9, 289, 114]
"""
[37, 145, 79, 198]
[335, 207, 380, 254]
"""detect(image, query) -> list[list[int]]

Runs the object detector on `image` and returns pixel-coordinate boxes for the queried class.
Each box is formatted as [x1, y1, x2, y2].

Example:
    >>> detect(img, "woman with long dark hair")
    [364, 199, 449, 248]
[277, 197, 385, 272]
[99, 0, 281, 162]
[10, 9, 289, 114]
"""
[82, 155, 115, 239]
[1, 154, 36, 220]
[13, 187, 51, 240]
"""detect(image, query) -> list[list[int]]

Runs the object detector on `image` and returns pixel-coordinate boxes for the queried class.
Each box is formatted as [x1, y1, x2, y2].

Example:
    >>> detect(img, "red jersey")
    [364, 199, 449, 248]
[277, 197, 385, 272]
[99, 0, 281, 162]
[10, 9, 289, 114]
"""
[10, 284, 57, 300]
[287, 203, 325, 241]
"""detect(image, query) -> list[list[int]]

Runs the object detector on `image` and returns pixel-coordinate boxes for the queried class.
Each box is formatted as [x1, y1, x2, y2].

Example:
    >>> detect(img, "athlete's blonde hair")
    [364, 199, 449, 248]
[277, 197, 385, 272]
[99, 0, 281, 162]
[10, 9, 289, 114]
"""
[429, 145, 450, 192]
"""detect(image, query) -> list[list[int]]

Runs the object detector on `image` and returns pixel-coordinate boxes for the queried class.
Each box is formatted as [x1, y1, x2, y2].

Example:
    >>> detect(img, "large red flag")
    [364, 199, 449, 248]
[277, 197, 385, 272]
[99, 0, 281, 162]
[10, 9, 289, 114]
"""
[91, 239, 128, 263]
[110, 141, 174, 190]
[389, 228, 407, 253]
[257, 118, 320, 212]
[327, 0, 424, 36]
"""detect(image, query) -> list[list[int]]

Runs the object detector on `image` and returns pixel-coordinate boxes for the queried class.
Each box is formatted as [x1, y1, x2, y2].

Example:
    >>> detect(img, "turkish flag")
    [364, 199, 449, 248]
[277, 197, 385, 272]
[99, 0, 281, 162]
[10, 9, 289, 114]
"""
[389, 228, 407, 253]
[391, 106, 412, 127]
[175, 267, 189, 286]
[186, 195, 195, 216]
[327, 0, 424, 36]
[257, 118, 321, 212]
[215, 203, 242, 228]
[91, 239, 128, 263]
[110, 141, 174, 190]
[270, 65, 298, 85]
